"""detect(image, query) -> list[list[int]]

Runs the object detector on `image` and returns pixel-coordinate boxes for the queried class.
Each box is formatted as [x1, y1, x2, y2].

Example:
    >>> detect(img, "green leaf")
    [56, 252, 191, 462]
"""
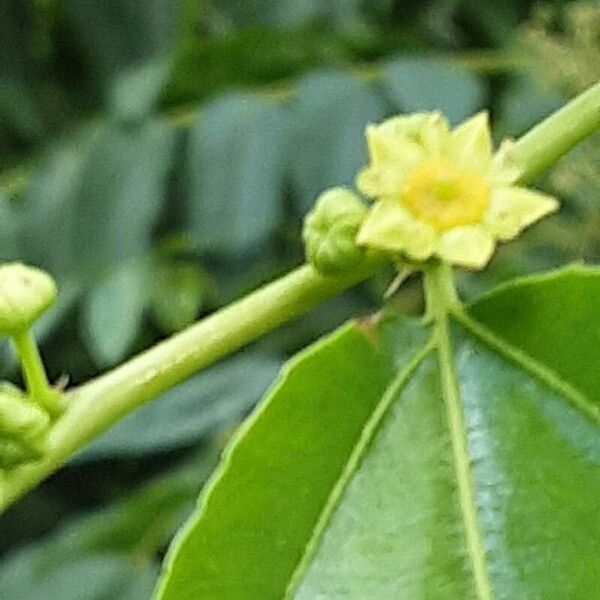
[20, 132, 94, 279]
[498, 76, 564, 137]
[64, 0, 178, 79]
[82, 259, 149, 367]
[289, 72, 388, 211]
[21, 119, 174, 280]
[76, 352, 282, 460]
[467, 265, 600, 404]
[150, 262, 211, 334]
[383, 57, 485, 123]
[0, 192, 20, 261]
[0, 552, 156, 600]
[0, 451, 220, 600]
[108, 58, 172, 122]
[71, 119, 174, 277]
[186, 93, 289, 254]
[157, 266, 600, 599]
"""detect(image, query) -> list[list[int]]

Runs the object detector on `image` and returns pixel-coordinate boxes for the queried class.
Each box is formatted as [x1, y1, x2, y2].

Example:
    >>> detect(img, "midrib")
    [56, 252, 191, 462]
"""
[434, 303, 493, 600]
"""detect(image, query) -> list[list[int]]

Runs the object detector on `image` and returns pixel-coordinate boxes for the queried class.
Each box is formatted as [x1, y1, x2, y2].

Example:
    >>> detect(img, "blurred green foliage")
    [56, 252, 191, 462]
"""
[0, 0, 598, 597]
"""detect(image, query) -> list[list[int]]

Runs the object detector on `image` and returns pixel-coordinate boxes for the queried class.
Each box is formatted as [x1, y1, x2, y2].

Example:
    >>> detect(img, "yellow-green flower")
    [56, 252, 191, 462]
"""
[355, 111, 559, 269]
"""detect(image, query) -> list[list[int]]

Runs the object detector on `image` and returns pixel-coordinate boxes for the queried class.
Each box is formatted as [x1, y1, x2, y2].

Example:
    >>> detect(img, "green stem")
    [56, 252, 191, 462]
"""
[11, 330, 50, 399]
[11, 330, 64, 418]
[1, 82, 600, 513]
[0, 259, 384, 511]
[508, 80, 600, 183]
[423, 261, 458, 321]
[425, 264, 492, 600]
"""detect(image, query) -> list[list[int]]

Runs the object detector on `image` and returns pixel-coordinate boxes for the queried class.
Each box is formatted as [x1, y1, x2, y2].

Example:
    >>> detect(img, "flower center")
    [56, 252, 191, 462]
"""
[402, 159, 490, 231]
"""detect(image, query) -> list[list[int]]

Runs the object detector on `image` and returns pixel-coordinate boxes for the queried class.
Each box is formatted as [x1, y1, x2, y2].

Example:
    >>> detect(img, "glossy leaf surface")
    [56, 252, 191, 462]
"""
[157, 266, 600, 599]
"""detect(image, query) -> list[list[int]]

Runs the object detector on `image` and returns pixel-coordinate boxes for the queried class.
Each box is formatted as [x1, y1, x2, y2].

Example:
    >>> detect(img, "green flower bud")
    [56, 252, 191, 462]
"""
[0, 439, 31, 469]
[303, 187, 368, 276]
[0, 383, 50, 449]
[0, 263, 57, 335]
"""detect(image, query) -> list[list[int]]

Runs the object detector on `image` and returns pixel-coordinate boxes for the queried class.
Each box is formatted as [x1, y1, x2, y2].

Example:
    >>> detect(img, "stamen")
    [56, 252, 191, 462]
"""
[403, 159, 490, 230]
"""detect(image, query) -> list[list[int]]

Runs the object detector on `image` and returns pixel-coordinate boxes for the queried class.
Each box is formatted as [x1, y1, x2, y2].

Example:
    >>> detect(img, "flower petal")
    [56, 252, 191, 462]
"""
[358, 122, 425, 197]
[450, 111, 492, 174]
[436, 225, 495, 269]
[356, 200, 436, 260]
[358, 112, 451, 198]
[488, 138, 522, 186]
[364, 118, 427, 164]
[486, 186, 559, 241]
[417, 112, 451, 156]
[356, 160, 415, 198]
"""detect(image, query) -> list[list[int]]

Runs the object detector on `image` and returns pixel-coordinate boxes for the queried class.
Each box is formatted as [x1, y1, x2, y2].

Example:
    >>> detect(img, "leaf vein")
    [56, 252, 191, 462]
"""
[284, 338, 435, 598]
[452, 309, 600, 428]
[426, 267, 494, 600]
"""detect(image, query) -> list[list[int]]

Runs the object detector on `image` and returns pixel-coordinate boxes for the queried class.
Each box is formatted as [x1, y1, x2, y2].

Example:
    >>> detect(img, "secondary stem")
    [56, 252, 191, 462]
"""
[11, 330, 49, 399]
[11, 330, 64, 418]
[0, 258, 385, 511]
[425, 264, 492, 600]
[508, 80, 600, 183]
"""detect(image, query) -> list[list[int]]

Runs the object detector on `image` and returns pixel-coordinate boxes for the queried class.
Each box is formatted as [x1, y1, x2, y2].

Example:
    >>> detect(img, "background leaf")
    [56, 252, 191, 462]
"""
[77, 352, 282, 460]
[81, 260, 150, 367]
[0, 449, 220, 600]
[186, 93, 289, 254]
[383, 57, 485, 123]
[64, 0, 178, 80]
[289, 71, 388, 211]
[150, 261, 211, 334]
[0, 553, 156, 600]
[19, 132, 93, 280]
[108, 58, 172, 122]
[498, 75, 564, 136]
[0, 192, 20, 261]
[71, 119, 174, 278]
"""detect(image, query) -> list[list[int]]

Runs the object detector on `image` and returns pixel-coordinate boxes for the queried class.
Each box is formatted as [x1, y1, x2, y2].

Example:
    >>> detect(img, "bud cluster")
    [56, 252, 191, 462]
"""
[0, 263, 64, 469]
[302, 187, 368, 276]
